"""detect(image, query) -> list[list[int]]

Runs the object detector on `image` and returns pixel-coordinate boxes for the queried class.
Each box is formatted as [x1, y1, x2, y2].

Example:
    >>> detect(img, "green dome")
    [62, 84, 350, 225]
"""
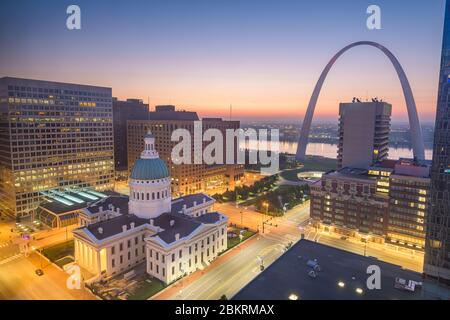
[130, 158, 169, 180]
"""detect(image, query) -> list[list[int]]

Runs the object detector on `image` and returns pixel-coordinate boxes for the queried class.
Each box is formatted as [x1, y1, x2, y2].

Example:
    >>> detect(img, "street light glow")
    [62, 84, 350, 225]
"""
[338, 281, 345, 288]
[355, 288, 363, 294]
[288, 293, 299, 300]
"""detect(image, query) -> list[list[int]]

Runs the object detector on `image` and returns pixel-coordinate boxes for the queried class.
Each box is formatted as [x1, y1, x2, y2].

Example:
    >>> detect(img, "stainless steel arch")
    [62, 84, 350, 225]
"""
[295, 41, 425, 161]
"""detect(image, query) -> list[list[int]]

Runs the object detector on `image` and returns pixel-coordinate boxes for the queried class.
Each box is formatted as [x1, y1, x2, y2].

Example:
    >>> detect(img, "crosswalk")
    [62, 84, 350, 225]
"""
[262, 230, 299, 244]
[0, 253, 22, 266]
[0, 241, 10, 249]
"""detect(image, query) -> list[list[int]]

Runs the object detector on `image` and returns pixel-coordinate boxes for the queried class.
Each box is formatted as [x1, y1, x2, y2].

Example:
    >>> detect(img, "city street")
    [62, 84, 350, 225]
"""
[303, 228, 424, 273]
[155, 203, 309, 300]
[214, 201, 310, 233]
[156, 201, 423, 299]
[0, 221, 90, 300]
[0, 252, 96, 300]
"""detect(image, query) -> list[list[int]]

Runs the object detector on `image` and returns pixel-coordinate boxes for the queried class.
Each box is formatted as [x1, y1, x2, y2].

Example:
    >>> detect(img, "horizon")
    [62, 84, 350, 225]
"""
[0, 0, 445, 122]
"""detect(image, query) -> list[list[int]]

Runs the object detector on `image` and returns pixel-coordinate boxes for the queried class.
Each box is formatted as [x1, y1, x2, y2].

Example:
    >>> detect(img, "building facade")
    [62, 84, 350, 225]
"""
[310, 159, 430, 250]
[337, 101, 392, 169]
[112, 98, 149, 173]
[73, 132, 228, 284]
[0, 77, 114, 220]
[127, 105, 244, 197]
[424, 0, 450, 286]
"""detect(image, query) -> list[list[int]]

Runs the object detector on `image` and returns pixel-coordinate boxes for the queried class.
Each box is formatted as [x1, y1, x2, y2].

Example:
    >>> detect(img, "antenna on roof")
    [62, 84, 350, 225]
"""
[147, 96, 151, 120]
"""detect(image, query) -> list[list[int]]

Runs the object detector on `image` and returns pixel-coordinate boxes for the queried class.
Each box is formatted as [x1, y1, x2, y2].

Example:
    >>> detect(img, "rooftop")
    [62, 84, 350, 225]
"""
[85, 214, 149, 240]
[171, 193, 214, 214]
[234, 240, 423, 300]
[39, 189, 117, 215]
[84, 195, 130, 216]
[74, 193, 223, 245]
[150, 105, 199, 121]
[130, 158, 169, 180]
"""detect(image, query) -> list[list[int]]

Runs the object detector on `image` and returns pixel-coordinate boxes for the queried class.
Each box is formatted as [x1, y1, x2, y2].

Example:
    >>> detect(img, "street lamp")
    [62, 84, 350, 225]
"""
[257, 255, 264, 271]
[261, 202, 269, 234]
[288, 293, 299, 300]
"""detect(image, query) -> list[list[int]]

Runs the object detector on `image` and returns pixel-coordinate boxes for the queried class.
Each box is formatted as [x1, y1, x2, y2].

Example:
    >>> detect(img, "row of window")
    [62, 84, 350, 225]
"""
[132, 189, 169, 201]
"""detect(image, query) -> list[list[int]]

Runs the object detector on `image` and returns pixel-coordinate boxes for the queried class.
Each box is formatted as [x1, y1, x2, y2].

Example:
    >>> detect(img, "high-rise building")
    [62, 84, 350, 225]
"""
[337, 101, 392, 169]
[0, 77, 114, 220]
[424, 0, 450, 286]
[128, 105, 244, 197]
[310, 159, 430, 250]
[112, 98, 149, 172]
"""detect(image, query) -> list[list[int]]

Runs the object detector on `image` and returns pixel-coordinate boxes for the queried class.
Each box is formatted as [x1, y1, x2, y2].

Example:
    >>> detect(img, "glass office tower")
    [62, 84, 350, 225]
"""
[0, 77, 114, 220]
[424, 1, 450, 286]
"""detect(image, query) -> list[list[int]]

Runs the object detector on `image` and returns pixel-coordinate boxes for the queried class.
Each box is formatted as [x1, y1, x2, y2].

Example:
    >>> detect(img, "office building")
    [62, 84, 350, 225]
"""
[424, 0, 450, 286]
[0, 77, 114, 220]
[112, 98, 149, 174]
[337, 101, 392, 169]
[310, 159, 430, 250]
[128, 105, 244, 197]
[73, 132, 228, 283]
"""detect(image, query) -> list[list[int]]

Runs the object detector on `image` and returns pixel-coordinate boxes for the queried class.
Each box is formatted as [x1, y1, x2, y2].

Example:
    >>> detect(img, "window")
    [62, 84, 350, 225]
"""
[172, 266, 175, 275]
[112, 259, 115, 268]
[111, 246, 115, 255]
[172, 253, 175, 262]
[150, 249, 152, 258]
[135, 237, 138, 245]
[128, 252, 131, 260]
[179, 250, 182, 258]
[119, 243, 123, 251]
[127, 240, 131, 248]
[120, 255, 123, 264]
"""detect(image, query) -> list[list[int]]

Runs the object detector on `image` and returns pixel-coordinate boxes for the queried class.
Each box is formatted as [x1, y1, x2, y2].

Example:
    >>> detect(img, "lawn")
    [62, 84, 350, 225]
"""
[280, 156, 337, 182]
[41, 240, 74, 262]
[226, 228, 255, 250]
[127, 277, 166, 300]
[54, 256, 75, 268]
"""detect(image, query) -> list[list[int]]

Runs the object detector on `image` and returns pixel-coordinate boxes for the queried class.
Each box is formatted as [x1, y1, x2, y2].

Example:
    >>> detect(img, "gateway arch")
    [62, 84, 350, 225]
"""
[295, 41, 425, 161]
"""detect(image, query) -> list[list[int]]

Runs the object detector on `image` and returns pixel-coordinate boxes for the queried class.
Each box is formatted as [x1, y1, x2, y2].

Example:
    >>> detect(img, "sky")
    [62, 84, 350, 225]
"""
[0, 0, 445, 122]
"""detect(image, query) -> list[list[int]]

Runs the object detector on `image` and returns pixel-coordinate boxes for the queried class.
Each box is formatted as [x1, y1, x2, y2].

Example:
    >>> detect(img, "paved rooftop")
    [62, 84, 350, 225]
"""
[234, 240, 424, 300]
